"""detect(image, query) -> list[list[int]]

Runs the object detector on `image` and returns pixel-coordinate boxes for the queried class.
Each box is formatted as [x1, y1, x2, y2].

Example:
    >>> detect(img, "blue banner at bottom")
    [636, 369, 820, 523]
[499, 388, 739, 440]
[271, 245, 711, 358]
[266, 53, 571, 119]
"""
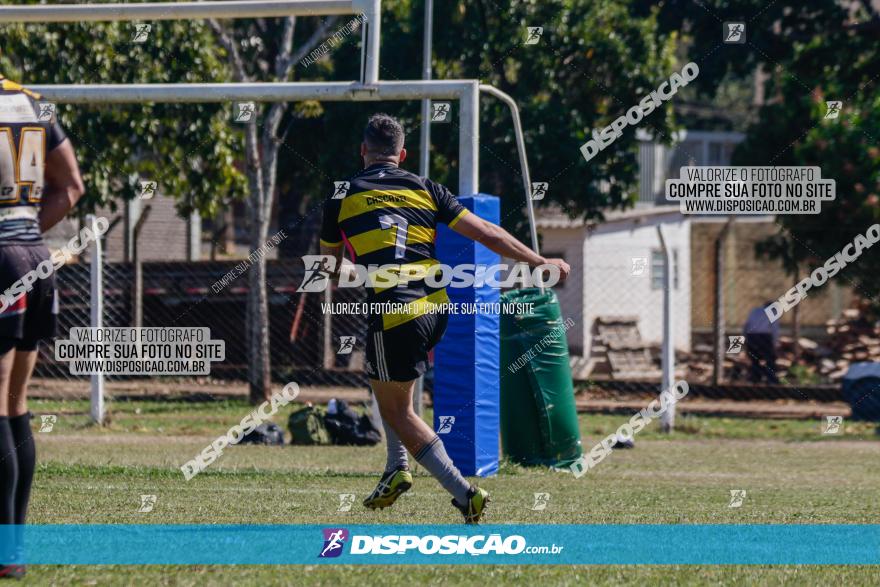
[1, 525, 878, 565]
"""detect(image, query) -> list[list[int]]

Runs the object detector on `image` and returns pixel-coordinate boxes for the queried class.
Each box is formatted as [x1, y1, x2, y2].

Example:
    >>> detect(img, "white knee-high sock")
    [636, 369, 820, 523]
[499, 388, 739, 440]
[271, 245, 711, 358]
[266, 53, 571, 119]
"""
[382, 418, 409, 472]
[414, 436, 470, 504]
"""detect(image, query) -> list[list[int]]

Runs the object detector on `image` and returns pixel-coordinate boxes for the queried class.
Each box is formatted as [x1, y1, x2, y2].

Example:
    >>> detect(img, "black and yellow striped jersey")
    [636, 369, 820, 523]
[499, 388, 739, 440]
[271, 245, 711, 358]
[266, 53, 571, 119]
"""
[320, 162, 469, 331]
[0, 75, 68, 243]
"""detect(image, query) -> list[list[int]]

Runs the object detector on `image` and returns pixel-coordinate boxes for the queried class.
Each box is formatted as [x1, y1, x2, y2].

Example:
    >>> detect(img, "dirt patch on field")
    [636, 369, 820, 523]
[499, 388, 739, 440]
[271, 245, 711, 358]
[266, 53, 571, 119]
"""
[30, 377, 369, 404]
[32, 377, 853, 420]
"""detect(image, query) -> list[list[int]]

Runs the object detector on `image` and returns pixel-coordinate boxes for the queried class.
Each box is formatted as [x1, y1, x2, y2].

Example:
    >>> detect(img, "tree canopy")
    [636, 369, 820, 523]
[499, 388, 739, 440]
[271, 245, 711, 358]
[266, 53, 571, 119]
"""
[648, 0, 880, 300]
[0, 5, 246, 218]
[3, 1, 697, 238]
[277, 0, 681, 242]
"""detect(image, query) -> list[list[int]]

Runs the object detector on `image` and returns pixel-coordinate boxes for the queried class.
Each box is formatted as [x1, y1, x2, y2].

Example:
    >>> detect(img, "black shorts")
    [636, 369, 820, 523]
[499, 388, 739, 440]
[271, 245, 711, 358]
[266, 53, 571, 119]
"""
[366, 312, 448, 382]
[0, 243, 58, 353]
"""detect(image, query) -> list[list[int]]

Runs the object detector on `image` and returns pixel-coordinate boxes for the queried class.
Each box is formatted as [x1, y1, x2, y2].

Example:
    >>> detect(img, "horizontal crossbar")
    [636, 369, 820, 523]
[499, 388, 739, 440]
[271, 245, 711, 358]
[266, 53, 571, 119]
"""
[29, 80, 478, 104]
[0, 0, 364, 23]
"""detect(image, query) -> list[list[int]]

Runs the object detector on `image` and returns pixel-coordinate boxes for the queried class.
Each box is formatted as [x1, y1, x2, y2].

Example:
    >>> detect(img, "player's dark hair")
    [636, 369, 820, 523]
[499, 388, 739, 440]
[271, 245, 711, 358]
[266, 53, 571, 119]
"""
[363, 113, 404, 156]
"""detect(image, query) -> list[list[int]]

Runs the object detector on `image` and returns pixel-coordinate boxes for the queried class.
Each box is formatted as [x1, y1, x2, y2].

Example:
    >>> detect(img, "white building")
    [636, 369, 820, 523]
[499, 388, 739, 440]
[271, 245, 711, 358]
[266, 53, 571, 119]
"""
[537, 207, 691, 358]
[535, 130, 745, 362]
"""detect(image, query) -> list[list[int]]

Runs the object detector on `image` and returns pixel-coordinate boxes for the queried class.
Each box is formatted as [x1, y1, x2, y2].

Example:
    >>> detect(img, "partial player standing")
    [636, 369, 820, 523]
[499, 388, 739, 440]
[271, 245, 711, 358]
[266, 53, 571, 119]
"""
[0, 73, 84, 579]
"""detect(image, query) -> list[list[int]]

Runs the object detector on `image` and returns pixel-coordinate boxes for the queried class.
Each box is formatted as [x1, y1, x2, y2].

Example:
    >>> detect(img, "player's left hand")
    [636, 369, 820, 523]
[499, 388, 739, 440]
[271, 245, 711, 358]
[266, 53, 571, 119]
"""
[542, 258, 570, 282]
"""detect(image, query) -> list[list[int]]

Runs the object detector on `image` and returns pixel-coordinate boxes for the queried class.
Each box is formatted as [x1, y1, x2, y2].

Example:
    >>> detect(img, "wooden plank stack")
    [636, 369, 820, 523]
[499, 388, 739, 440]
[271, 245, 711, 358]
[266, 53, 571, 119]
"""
[589, 316, 662, 380]
[679, 308, 879, 383]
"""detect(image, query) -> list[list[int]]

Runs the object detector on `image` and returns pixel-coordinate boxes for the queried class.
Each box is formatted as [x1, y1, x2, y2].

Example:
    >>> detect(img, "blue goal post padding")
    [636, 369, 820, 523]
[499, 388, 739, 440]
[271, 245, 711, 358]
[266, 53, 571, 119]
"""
[433, 194, 500, 477]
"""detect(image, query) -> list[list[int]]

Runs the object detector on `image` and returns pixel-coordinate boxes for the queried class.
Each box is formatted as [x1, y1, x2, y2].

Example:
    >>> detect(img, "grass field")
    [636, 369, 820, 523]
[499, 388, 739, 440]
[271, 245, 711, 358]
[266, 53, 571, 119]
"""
[20, 396, 880, 585]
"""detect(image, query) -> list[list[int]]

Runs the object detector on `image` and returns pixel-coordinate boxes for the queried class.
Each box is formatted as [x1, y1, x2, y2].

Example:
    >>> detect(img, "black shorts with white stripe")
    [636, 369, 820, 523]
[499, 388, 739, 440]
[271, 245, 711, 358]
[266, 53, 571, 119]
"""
[0, 243, 58, 354]
[366, 312, 448, 382]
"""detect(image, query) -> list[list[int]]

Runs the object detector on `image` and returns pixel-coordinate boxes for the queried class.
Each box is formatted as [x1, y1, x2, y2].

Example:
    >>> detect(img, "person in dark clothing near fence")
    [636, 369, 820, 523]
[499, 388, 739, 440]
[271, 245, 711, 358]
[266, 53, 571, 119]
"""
[743, 302, 781, 384]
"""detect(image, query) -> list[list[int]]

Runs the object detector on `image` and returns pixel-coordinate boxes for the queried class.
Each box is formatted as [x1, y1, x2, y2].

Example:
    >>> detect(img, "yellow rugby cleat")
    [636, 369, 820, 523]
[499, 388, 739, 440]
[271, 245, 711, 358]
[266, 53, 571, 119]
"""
[363, 467, 413, 510]
[452, 486, 490, 524]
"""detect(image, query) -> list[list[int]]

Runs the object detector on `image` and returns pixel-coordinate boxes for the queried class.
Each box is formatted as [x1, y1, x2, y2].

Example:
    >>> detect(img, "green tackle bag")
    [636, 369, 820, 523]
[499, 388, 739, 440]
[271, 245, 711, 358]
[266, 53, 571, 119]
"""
[288, 405, 331, 445]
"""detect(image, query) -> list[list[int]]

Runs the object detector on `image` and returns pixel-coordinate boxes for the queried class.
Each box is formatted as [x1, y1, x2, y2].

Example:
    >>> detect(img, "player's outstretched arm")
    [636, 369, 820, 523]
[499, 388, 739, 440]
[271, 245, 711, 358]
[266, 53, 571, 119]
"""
[450, 212, 570, 281]
[40, 141, 85, 232]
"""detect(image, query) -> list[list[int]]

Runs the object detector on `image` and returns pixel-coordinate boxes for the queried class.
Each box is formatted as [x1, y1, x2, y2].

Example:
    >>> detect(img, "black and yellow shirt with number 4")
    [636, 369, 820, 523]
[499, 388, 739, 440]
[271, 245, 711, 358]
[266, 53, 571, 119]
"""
[320, 163, 469, 331]
[0, 75, 68, 244]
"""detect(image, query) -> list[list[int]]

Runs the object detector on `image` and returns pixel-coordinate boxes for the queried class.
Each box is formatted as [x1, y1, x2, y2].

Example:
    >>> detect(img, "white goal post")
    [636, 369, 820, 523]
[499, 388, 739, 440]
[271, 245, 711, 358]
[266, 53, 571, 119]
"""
[0, 0, 545, 423]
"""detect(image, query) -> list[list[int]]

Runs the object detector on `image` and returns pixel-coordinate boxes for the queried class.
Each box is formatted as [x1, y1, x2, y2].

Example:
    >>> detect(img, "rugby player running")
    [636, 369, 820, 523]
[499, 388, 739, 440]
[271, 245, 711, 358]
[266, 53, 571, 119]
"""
[0, 72, 84, 579]
[320, 114, 568, 523]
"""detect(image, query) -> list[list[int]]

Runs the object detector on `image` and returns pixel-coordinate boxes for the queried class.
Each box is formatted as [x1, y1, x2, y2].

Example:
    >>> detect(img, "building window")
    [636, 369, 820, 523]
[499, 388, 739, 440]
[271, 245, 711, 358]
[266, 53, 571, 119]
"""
[651, 249, 678, 290]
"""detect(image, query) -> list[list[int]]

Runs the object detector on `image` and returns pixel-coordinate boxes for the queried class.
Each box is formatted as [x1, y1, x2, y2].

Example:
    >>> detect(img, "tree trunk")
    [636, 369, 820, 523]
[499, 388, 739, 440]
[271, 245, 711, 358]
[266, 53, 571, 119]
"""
[244, 122, 272, 404]
[247, 254, 271, 403]
[209, 15, 337, 404]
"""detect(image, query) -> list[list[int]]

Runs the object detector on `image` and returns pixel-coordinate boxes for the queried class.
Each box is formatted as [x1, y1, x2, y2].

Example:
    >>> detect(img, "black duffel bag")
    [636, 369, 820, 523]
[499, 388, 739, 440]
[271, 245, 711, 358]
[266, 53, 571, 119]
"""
[239, 422, 286, 446]
[323, 398, 381, 446]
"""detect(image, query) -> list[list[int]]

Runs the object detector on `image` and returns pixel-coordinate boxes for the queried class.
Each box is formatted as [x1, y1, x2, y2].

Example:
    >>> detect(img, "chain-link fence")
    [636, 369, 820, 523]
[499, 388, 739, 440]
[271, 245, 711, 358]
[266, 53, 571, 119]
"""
[35, 255, 371, 389]
[31, 212, 876, 421]
[538, 215, 873, 419]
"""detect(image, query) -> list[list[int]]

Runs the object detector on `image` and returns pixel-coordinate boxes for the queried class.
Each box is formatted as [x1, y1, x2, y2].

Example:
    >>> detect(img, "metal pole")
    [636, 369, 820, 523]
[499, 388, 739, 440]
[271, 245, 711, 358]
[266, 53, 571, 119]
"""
[122, 199, 138, 262]
[712, 217, 734, 385]
[412, 0, 433, 418]
[359, 0, 381, 85]
[0, 0, 360, 22]
[0, 1, 382, 87]
[87, 214, 105, 425]
[418, 0, 433, 177]
[29, 80, 478, 104]
[132, 205, 152, 328]
[479, 84, 543, 292]
[323, 288, 333, 370]
[656, 224, 675, 433]
[458, 81, 479, 197]
[478, 85, 538, 252]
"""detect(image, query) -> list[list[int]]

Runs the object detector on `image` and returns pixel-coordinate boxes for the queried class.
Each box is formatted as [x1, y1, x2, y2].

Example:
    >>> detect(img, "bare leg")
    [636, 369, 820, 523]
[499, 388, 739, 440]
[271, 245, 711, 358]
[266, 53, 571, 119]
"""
[8, 350, 37, 417]
[0, 349, 15, 417]
[370, 378, 471, 505]
[370, 378, 435, 453]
